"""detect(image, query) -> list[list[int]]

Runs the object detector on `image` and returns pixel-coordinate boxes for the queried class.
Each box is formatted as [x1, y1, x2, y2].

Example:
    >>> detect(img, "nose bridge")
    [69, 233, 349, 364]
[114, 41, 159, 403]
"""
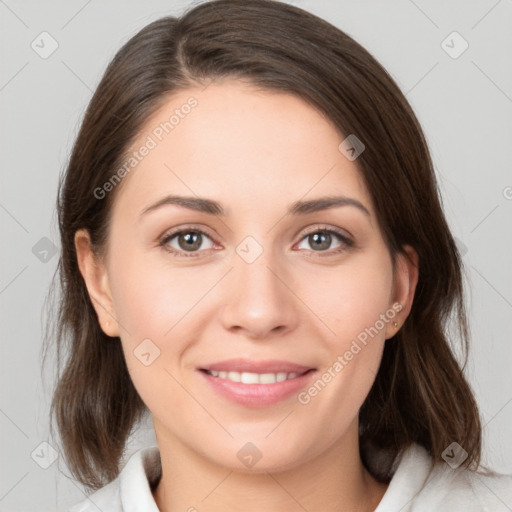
[235, 233, 287, 306]
[219, 232, 298, 338]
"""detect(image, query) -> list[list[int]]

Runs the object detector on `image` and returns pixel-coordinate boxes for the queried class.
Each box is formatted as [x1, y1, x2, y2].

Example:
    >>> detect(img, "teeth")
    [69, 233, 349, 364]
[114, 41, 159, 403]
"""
[206, 370, 303, 384]
[260, 373, 278, 384]
[241, 372, 259, 384]
[228, 371, 241, 382]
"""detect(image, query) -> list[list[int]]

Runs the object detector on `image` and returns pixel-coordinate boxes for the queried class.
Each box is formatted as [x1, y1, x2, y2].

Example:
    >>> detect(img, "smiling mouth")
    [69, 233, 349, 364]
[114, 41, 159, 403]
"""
[198, 361, 317, 407]
[200, 369, 314, 385]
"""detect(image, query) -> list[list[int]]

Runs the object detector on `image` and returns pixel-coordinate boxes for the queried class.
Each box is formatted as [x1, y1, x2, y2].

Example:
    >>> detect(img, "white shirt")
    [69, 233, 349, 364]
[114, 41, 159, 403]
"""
[66, 443, 512, 511]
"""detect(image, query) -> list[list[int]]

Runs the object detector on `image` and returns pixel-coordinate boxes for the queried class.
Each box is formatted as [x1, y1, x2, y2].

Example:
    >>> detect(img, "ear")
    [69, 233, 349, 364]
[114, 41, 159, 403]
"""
[385, 244, 419, 339]
[74, 229, 120, 338]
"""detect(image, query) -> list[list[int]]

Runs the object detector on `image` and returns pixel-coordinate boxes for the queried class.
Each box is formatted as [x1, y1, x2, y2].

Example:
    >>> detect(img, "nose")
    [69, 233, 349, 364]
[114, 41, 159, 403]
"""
[219, 248, 300, 340]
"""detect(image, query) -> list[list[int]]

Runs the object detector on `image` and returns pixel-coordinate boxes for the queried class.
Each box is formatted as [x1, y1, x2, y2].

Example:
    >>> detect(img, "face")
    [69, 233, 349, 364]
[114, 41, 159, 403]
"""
[77, 80, 416, 473]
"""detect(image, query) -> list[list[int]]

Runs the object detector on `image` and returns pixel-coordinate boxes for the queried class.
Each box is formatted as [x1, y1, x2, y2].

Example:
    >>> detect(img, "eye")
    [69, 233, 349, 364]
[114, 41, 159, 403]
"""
[160, 227, 216, 257]
[295, 227, 353, 257]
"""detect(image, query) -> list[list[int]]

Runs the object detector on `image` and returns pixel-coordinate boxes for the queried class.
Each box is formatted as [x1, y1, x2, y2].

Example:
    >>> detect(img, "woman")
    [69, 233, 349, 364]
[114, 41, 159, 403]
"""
[45, 0, 512, 510]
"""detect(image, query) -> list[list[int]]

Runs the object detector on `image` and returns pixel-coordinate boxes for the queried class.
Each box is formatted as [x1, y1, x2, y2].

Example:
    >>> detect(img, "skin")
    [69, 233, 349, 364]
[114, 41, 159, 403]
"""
[76, 80, 418, 512]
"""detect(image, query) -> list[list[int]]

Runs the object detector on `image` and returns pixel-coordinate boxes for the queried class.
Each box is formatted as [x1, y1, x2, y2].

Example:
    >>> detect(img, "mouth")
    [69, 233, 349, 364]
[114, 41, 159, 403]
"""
[197, 359, 317, 407]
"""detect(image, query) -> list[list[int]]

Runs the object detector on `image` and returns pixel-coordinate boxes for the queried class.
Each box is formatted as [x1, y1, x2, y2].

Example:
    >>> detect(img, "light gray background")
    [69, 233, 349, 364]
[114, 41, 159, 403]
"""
[1, 0, 511, 510]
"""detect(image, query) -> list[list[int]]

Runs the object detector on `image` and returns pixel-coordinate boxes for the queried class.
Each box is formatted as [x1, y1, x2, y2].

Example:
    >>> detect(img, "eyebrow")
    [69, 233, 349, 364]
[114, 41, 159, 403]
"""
[140, 194, 370, 218]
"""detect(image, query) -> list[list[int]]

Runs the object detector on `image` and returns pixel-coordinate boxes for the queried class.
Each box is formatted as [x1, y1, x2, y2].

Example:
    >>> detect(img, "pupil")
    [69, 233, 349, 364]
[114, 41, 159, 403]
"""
[311, 231, 330, 250]
[180, 232, 201, 251]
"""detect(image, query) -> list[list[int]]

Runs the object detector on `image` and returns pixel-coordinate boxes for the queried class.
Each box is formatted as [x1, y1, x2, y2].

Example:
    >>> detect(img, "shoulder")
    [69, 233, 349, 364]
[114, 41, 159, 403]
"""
[422, 462, 512, 511]
[65, 480, 121, 512]
[376, 443, 512, 512]
[65, 445, 161, 512]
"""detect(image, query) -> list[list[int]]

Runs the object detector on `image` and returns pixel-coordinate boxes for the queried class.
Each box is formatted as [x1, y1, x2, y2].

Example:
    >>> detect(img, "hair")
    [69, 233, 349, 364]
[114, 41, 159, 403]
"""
[43, 0, 487, 491]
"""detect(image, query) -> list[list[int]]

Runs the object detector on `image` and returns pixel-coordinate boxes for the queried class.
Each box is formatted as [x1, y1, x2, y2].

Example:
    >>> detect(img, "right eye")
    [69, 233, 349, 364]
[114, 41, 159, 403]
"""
[160, 227, 217, 258]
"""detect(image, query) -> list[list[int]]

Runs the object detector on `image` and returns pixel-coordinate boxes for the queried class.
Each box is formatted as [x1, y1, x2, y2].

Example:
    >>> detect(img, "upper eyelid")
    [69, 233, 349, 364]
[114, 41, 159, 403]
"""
[160, 224, 217, 243]
[299, 224, 352, 239]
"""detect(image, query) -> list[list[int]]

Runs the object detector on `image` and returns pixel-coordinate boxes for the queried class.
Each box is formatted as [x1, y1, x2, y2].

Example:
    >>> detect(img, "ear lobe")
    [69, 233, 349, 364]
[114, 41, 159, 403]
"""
[385, 244, 419, 339]
[74, 229, 120, 337]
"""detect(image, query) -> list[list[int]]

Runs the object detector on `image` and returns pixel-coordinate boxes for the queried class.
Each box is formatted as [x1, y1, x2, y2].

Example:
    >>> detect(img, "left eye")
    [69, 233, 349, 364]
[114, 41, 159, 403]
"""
[296, 229, 348, 253]
[160, 227, 352, 258]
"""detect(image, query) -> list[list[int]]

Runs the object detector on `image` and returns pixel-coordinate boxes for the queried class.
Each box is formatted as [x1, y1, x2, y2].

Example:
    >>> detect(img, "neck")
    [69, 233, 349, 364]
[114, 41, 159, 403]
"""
[152, 418, 388, 512]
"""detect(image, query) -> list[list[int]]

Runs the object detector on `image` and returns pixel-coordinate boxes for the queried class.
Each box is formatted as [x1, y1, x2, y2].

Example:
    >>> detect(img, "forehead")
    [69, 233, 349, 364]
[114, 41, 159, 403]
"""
[111, 80, 373, 220]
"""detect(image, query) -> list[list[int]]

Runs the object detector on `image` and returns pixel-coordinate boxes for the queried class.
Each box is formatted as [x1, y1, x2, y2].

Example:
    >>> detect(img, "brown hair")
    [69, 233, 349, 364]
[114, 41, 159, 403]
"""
[43, 0, 486, 491]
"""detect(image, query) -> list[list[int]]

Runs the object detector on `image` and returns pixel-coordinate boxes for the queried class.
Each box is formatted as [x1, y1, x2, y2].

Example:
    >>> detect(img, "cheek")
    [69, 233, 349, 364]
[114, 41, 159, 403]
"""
[299, 252, 393, 405]
[304, 252, 394, 347]
[107, 248, 222, 397]
[107, 250, 198, 413]
[337, 268, 392, 341]
[108, 247, 207, 341]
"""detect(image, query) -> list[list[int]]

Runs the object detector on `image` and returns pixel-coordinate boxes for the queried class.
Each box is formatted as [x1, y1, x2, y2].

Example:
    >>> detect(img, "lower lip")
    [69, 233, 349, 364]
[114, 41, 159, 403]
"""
[198, 370, 316, 407]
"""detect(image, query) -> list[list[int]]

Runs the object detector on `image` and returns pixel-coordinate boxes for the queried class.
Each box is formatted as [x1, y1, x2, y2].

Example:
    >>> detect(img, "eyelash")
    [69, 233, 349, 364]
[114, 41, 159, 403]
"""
[158, 224, 354, 259]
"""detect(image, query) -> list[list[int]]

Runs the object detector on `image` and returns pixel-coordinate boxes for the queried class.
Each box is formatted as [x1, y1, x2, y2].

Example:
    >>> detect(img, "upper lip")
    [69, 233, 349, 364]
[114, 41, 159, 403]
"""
[199, 358, 315, 374]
